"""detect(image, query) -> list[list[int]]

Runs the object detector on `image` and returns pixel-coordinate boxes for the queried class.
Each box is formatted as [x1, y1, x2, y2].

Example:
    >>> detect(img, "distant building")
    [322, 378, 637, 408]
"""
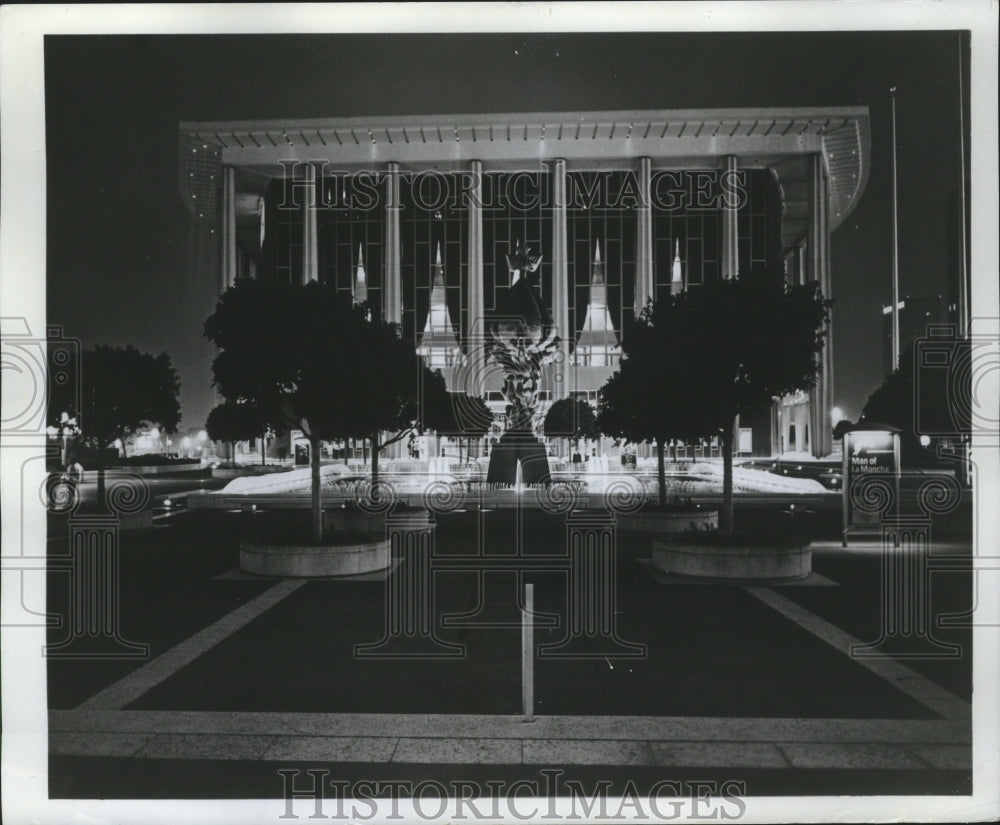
[946, 187, 969, 329]
[882, 294, 948, 376]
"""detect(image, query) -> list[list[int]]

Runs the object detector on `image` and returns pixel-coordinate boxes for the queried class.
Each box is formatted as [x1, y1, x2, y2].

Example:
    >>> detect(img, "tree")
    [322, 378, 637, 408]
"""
[598, 353, 709, 508]
[832, 419, 854, 441]
[543, 397, 599, 459]
[205, 279, 453, 542]
[431, 390, 493, 463]
[49, 345, 181, 509]
[599, 270, 831, 530]
[206, 399, 271, 464]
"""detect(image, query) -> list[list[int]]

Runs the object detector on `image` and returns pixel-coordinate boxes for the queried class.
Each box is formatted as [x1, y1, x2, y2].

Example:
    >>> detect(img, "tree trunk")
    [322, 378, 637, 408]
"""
[310, 434, 322, 543]
[371, 432, 380, 487]
[672, 439, 678, 464]
[655, 438, 666, 508]
[261, 433, 266, 466]
[721, 418, 736, 534]
[344, 438, 349, 465]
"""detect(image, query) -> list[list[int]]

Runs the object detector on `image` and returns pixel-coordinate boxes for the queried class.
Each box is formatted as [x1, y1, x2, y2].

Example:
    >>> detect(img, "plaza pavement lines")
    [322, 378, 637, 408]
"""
[74, 578, 307, 712]
[50, 578, 971, 770]
[742, 586, 970, 724]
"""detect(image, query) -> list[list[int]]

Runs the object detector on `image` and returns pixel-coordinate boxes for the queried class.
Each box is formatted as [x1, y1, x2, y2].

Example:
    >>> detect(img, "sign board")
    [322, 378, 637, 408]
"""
[842, 426, 901, 546]
[738, 428, 753, 454]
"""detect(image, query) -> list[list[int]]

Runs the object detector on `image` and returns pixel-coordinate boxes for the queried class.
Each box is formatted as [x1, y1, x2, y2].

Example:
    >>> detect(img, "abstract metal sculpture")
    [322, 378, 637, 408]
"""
[485, 242, 561, 485]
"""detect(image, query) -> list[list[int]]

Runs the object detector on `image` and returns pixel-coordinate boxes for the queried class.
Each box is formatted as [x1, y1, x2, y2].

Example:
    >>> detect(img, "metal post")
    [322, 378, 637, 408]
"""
[302, 163, 318, 285]
[956, 35, 969, 337]
[890, 87, 901, 369]
[522, 582, 534, 722]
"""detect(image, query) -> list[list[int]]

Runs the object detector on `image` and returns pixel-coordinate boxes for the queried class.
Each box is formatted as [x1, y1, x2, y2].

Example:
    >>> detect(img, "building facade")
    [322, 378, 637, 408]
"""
[179, 108, 871, 458]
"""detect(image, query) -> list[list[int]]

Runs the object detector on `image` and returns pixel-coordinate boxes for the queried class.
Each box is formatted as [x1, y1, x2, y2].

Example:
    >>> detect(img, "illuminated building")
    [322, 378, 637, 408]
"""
[179, 108, 871, 457]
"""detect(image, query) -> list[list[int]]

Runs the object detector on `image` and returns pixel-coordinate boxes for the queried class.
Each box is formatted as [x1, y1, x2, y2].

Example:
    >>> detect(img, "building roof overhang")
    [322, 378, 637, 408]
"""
[179, 107, 870, 250]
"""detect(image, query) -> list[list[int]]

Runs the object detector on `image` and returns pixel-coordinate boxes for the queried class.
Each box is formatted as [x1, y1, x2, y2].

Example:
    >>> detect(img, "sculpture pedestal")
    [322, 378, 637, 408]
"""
[486, 430, 551, 485]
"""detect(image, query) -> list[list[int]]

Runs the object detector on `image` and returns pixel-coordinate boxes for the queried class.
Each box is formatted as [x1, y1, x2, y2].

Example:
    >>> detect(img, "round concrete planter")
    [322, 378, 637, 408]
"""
[652, 534, 811, 581]
[240, 535, 390, 577]
[323, 509, 387, 534]
[618, 509, 718, 534]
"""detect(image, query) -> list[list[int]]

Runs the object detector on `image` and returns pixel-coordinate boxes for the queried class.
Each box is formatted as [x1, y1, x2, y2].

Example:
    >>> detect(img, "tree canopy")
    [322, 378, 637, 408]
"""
[206, 399, 270, 445]
[49, 344, 181, 449]
[48, 344, 181, 509]
[543, 397, 600, 442]
[205, 279, 451, 446]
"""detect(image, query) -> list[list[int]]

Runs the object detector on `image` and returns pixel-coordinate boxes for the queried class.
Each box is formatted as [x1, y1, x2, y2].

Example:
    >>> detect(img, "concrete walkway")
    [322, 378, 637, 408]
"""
[49, 556, 971, 772]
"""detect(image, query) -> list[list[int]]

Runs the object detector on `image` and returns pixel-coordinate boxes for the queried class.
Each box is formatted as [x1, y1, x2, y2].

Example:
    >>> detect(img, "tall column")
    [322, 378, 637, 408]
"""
[221, 166, 237, 291]
[551, 159, 570, 399]
[634, 157, 654, 315]
[384, 162, 403, 324]
[466, 160, 485, 383]
[821, 164, 834, 457]
[301, 163, 318, 284]
[720, 155, 740, 279]
[808, 153, 832, 457]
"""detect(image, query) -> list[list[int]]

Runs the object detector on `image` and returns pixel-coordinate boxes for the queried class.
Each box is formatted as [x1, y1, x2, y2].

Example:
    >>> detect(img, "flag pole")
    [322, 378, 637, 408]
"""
[890, 86, 901, 370]
[956, 34, 969, 337]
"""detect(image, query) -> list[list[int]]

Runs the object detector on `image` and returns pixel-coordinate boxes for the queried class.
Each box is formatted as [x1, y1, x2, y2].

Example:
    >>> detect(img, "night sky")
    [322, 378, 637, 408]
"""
[44, 32, 968, 431]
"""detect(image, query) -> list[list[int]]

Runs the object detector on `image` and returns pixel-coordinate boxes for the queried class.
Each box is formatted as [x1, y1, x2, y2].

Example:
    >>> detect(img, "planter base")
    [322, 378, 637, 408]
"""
[652, 537, 811, 581]
[240, 537, 389, 577]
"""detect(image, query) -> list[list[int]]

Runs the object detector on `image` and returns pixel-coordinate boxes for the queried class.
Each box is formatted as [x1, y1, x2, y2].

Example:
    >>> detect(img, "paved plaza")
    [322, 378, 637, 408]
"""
[44, 502, 973, 798]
